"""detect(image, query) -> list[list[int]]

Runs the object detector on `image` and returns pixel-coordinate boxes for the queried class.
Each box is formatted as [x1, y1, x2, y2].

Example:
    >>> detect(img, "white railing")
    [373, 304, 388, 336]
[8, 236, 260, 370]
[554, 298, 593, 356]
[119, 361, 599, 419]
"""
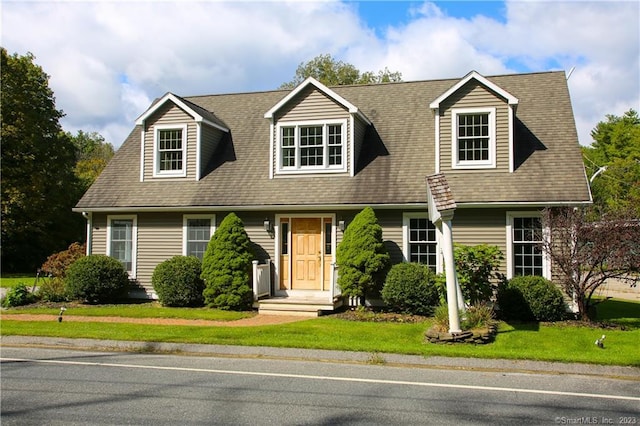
[252, 260, 271, 300]
[330, 262, 341, 301]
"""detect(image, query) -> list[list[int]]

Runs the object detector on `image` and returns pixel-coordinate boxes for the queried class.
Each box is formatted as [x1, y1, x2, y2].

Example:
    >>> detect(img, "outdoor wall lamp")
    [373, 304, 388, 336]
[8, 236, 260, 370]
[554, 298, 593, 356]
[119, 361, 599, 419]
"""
[263, 219, 272, 233]
[338, 220, 345, 232]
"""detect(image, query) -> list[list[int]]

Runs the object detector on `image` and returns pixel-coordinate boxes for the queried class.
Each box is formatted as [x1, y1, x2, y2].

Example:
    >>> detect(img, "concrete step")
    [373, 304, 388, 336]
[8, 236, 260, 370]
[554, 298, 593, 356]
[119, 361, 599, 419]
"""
[257, 298, 343, 317]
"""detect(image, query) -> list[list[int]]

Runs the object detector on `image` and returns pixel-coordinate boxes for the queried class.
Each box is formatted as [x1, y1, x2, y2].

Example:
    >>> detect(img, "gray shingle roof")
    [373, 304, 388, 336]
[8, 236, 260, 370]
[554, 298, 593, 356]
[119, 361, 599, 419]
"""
[76, 71, 591, 211]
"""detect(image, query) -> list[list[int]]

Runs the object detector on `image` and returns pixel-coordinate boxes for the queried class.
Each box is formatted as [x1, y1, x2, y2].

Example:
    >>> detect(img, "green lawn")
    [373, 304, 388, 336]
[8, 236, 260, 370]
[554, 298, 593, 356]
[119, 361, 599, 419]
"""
[0, 274, 34, 288]
[2, 298, 639, 367]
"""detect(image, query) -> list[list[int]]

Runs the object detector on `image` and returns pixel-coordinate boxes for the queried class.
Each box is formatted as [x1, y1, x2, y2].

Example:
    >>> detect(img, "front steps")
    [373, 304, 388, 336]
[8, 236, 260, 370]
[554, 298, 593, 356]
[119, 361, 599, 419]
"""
[256, 297, 343, 317]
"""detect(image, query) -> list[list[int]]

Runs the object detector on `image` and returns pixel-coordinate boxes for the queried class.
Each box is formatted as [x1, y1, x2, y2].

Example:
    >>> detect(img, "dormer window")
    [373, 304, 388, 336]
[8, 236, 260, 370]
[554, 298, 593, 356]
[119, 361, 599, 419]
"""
[452, 107, 496, 169]
[154, 124, 187, 177]
[277, 120, 347, 174]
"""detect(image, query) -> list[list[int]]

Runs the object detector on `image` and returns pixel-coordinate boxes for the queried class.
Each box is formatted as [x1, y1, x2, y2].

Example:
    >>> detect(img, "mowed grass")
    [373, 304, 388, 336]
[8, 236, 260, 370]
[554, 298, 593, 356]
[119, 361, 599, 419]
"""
[2, 298, 639, 367]
[0, 274, 34, 288]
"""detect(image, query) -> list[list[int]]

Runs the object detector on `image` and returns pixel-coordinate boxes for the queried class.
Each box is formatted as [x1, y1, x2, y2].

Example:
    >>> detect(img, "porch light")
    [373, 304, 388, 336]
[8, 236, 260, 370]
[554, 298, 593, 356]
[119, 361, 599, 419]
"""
[263, 219, 272, 233]
[338, 220, 345, 232]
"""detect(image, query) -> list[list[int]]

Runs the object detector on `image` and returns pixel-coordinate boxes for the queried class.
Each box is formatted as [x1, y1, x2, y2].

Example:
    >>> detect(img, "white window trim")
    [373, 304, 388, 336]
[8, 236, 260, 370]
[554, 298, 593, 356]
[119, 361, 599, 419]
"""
[451, 107, 496, 170]
[506, 211, 551, 280]
[107, 215, 138, 278]
[402, 212, 443, 274]
[275, 119, 348, 175]
[153, 123, 188, 178]
[182, 214, 216, 257]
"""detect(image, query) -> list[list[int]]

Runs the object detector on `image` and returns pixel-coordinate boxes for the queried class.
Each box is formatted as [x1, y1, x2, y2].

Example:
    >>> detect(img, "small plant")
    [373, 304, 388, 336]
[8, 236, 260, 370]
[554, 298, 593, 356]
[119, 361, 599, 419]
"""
[432, 303, 451, 332]
[454, 244, 504, 305]
[152, 256, 205, 307]
[37, 277, 68, 302]
[497, 275, 567, 322]
[1, 283, 35, 307]
[201, 213, 254, 310]
[367, 352, 386, 365]
[381, 262, 440, 315]
[461, 303, 495, 330]
[65, 255, 130, 304]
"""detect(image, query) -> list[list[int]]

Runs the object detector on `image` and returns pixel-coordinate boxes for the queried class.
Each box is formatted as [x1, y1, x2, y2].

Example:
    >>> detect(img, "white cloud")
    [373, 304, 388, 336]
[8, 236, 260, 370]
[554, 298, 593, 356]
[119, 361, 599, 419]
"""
[2, 0, 638, 148]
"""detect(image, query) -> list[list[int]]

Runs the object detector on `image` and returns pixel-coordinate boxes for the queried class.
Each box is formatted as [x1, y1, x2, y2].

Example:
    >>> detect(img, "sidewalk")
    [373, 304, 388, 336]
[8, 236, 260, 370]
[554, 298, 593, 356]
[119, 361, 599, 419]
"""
[2, 335, 639, 381]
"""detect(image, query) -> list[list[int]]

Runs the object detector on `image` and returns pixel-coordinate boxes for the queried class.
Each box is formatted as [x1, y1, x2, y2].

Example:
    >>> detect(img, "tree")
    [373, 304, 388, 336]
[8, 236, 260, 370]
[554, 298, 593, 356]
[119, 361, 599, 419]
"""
[200, 213, 254, 310]
[1, 48, 83, 272]
[67, 130, 115, 191]
[336, 207, 390, 305]
[583, 109, 640, 217]
[280, 54, 402, 89]
[541, 207, 640, 321]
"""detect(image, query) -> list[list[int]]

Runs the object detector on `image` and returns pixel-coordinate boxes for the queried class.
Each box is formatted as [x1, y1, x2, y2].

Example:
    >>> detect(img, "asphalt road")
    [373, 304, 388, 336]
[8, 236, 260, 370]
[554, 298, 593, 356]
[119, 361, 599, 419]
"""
[2, 346, 639, 425]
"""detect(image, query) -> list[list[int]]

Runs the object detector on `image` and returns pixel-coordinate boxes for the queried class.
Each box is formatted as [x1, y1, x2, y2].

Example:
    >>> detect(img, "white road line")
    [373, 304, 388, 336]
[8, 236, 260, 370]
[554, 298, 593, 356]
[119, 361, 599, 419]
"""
[3, 357, 639, 402]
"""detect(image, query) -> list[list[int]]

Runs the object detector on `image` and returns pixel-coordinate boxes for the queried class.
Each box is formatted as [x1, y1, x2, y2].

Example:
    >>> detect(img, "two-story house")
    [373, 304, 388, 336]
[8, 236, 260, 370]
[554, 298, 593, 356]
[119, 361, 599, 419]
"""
[74, 70, 592, 314]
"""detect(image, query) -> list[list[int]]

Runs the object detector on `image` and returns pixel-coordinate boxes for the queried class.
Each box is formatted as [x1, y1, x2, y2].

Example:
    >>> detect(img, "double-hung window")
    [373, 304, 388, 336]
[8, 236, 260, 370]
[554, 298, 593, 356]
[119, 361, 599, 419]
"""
[452, 107, 496, 169]
[507, 213, 549, 279]
[108, 215, 137, 275]
[403, 213, 439, 272]
[183, 215, 215, 260]
[277, 120, 346, 173]
[154, 124, 187, 177]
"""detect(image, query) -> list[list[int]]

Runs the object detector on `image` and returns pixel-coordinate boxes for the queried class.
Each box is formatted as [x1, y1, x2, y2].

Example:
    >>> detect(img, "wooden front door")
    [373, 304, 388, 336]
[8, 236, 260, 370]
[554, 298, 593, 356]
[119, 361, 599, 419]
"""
[291, 218, 322, 290]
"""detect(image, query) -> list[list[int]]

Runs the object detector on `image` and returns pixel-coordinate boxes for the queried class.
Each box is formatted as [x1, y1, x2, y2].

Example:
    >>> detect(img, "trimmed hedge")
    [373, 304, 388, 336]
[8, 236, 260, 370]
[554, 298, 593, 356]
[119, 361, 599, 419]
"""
[381, 262, 439, 315]
[152, 256, 205, 307]
[497, 275, 567, 321]
[65, 255, 130, 304]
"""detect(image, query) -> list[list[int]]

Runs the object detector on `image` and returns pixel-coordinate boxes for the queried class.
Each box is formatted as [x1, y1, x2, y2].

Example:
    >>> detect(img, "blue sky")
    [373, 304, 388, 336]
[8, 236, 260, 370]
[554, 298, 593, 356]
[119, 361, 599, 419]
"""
[2, 1, 638, 147]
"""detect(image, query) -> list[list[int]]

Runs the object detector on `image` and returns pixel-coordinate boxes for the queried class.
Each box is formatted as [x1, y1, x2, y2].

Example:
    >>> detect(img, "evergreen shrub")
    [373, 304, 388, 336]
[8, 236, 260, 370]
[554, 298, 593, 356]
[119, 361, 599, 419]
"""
[497, 275, 567, 321]
[336, 207, 390, 304]
[152, 256, 204, 307]
[65, 255, 130, 303]
[2, 283, 36, 307]
[381, 262, 439, 315]
[201, 213, 254, 310]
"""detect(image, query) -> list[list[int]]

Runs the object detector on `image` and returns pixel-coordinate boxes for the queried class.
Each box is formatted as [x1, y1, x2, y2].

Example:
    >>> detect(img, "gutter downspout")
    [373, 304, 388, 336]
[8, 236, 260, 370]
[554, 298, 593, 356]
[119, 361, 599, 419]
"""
[81, 212, 92, 255]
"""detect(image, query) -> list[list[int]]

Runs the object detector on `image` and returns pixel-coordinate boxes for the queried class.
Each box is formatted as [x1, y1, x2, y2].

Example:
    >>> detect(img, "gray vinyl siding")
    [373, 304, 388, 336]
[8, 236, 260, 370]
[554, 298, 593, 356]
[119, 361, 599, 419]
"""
[135, 212, 183, 293]
[276, 86, 349, 122]
[352, 116, 369, 172]
[200, 124, 225, 178]
[143, 102, 197, 181]
[90, 214, 108, 255]
[439, 81, 510, 173]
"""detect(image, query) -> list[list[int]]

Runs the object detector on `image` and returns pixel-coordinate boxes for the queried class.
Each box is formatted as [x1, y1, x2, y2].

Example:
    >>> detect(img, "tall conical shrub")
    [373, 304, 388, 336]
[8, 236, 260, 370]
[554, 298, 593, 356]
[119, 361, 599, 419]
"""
[336, 207, 390, 305]
[201, 213, 254, 310]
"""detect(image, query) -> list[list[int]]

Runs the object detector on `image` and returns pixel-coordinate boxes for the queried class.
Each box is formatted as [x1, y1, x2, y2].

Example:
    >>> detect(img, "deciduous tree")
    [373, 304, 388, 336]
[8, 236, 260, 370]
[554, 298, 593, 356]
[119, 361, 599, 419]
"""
[541, 207, 640, 321]
[280, 54, 402, 89]
[1, 48, 83, 272]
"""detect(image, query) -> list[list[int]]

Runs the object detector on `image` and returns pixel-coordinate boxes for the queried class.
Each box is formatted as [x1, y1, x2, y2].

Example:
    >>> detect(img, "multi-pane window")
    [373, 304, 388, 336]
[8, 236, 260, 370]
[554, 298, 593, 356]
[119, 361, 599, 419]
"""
[158, 129, 184, 172]
[324, 221, 332, 255]
[513, 217, 543, 276]
[110, 219, 134, 273]
[186, 218, 212, 260]
[278, 122, 345, 172]
[408, 217, 438, 270]
[280, 221, 289, 255]
[458, 113, 489, 162]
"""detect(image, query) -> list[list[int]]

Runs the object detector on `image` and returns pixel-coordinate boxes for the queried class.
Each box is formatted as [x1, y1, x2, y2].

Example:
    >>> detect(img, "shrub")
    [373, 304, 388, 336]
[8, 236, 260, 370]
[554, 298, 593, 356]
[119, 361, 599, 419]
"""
[336, 207, 390, 304]
[41, 242, 86, 278]
[65, 255, 130, 303]
[381, 262, 439, 315]
[37, 277, 68, 302]
[201, 213, 254, 310]
[454, 244, 504, 305]
[497, 275, 567, 321]
[2, 283, 36, 307]
[152, 256, 205, 307]
[461, 303, 495, 330]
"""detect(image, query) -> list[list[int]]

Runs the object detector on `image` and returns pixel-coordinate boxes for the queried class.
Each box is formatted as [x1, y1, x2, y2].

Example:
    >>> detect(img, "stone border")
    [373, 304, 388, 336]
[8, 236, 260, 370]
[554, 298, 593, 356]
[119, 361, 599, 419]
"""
[425, 324, 498, 344]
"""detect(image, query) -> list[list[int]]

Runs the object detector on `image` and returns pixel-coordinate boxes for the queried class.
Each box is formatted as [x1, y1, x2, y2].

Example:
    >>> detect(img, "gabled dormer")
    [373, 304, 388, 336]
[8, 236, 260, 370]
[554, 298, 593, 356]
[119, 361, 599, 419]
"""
[135, 93, 229, 182]
[430, 71, 519, 173]
[264, 77, 371, 178]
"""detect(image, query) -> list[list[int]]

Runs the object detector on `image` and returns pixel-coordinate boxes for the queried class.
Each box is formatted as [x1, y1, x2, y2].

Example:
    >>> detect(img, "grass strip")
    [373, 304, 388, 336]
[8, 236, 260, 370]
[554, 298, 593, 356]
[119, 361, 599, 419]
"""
[2, 318, 638, 367]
